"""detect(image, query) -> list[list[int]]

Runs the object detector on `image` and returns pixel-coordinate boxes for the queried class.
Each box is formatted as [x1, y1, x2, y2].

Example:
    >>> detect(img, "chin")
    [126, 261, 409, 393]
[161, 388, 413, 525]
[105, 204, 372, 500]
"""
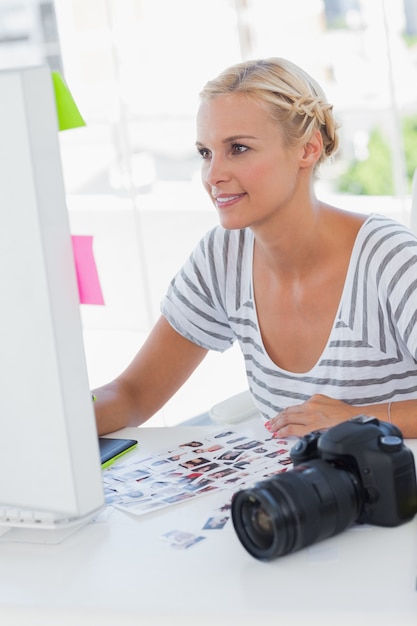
[218, 219, 247, 231]
[217, 213, 250, 231]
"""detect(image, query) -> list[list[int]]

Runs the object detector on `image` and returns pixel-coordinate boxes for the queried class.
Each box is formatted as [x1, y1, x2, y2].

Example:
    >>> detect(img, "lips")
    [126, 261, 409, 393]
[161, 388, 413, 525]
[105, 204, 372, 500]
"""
[214, 193, 245, 206]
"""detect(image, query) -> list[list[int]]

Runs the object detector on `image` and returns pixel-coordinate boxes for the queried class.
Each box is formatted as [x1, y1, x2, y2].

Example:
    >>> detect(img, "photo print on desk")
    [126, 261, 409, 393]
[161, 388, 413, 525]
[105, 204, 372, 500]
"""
[161, 529, 206, 550]
[102, 429, 293, 517]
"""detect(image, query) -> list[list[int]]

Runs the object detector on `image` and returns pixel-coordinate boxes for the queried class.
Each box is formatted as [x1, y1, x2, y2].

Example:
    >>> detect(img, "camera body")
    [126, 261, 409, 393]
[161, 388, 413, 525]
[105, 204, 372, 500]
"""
[290, 415, 417, 526]
[231, 416, 417, 561]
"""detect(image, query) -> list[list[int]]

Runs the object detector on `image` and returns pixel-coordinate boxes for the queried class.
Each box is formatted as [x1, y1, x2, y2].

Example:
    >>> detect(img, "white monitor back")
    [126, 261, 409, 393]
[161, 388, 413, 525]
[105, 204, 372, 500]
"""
[0, 66, 104, 541]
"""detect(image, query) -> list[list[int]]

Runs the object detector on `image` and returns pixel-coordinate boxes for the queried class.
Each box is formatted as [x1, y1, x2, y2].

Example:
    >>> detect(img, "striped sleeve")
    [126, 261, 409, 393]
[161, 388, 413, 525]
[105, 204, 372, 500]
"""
[160, 226, 250, 352]
[341, 215, 417, 360]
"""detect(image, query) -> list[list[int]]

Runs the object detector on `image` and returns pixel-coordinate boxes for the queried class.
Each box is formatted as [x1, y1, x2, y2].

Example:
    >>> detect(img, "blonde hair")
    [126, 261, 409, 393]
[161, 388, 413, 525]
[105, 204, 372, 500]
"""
[200, 58, 339, 166]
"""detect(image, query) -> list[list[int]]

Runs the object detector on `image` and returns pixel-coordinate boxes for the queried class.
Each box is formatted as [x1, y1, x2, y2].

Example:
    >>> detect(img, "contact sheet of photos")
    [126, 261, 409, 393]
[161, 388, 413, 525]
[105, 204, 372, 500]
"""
[102, 428, 294, 518]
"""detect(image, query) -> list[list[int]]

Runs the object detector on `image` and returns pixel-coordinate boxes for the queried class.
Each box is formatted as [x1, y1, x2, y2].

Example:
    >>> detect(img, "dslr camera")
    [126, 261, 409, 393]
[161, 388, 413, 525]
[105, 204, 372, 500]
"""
[231, 415, 417, 561]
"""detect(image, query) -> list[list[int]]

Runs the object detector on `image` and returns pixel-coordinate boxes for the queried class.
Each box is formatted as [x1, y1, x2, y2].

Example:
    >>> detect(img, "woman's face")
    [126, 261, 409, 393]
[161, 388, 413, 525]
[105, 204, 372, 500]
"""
[196, 93, 305, 231]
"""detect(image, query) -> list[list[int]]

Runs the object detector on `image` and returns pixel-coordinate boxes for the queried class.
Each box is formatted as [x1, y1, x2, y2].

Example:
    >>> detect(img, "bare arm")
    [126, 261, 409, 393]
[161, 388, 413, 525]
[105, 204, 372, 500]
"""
[92, 315, 208, 435]
[265, 395, 417, 439]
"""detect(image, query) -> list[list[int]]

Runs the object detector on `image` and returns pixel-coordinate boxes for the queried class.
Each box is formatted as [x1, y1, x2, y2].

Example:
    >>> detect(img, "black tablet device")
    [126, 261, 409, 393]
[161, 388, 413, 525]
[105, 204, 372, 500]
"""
[98, 437, 138, 468]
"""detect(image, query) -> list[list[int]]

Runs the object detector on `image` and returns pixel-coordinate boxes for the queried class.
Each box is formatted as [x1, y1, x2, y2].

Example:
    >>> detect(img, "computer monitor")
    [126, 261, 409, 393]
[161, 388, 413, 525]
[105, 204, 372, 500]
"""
[0, 66, 105, 543]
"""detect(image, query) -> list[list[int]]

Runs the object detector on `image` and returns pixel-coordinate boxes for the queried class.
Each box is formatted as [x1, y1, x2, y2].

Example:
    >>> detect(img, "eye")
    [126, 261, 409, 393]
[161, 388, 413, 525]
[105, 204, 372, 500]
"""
[197, 147, 211, 160]
[231, 143, 249, 155]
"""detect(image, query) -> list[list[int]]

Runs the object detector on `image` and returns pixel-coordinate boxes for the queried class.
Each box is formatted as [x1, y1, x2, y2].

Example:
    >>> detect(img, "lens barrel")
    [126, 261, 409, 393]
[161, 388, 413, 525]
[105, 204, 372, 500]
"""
[231, 459, 361, 561]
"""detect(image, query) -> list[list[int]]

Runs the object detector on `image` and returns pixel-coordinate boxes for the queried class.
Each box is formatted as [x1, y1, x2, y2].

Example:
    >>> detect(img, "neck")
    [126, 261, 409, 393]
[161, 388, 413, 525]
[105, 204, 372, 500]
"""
[253, 199, 327, 279]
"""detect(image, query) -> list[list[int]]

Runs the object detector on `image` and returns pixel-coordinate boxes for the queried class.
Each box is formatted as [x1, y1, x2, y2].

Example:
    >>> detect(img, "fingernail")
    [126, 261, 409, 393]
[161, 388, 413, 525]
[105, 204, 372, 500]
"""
[264, 420, 271, 430]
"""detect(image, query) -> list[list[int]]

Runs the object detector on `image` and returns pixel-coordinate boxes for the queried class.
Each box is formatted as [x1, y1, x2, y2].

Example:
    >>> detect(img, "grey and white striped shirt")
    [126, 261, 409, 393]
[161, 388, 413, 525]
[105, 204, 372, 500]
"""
[161, 214, 417, 421]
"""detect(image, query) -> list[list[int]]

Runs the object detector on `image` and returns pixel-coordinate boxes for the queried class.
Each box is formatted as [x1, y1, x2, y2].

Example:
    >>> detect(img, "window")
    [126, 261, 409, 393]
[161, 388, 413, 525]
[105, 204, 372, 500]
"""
[2, 0, 416, 424]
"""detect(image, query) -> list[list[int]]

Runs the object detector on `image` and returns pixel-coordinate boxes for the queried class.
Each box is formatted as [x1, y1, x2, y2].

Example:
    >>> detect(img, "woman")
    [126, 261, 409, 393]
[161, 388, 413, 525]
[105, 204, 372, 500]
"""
[94, 57, 417, 438]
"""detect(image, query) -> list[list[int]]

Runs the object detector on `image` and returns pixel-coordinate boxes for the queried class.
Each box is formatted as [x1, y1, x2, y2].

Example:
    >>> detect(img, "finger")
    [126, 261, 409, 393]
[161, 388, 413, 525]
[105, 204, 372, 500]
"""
[273, 415, 313, 435]
[266, 412, 300, 432]
[272, 423, 312, 438]
[279, 404, 306, 416]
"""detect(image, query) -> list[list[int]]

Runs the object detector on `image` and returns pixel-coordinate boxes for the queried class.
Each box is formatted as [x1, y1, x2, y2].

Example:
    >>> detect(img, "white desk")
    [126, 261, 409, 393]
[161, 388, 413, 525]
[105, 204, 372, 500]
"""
[0, 419, 416, 626]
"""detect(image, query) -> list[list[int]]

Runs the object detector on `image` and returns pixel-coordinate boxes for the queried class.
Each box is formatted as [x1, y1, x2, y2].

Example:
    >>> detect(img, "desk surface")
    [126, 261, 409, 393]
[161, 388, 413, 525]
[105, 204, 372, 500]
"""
[0, 419, 416, 626]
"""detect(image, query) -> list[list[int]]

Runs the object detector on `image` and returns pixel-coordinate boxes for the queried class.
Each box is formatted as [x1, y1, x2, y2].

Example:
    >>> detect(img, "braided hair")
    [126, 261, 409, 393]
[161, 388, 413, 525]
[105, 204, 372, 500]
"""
[200, 58, 339, 167]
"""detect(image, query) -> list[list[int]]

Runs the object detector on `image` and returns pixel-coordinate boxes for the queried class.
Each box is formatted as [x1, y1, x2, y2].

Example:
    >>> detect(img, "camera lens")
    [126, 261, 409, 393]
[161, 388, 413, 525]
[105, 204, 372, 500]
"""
[238, 494, 278, 552]
[231, 459, 362, 561]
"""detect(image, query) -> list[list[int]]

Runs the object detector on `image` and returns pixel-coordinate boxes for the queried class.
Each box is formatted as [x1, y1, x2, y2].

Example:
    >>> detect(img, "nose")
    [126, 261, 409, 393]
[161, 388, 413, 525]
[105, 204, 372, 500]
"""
[203, 153, 231, 188]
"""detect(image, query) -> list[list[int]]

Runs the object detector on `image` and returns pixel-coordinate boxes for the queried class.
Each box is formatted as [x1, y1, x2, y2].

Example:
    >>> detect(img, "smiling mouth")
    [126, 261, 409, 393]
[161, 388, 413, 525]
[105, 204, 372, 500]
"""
[214, 194, 245, 205]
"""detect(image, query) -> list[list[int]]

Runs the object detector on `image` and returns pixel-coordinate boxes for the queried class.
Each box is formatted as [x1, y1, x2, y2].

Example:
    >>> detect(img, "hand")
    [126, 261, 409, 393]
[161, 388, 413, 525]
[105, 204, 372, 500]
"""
[265, 394, 359, 438]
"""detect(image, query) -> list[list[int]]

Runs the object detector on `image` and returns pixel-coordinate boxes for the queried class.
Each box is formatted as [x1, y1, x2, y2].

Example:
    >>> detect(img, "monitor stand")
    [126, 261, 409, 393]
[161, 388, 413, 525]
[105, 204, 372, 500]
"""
[0, 507, 105, 545]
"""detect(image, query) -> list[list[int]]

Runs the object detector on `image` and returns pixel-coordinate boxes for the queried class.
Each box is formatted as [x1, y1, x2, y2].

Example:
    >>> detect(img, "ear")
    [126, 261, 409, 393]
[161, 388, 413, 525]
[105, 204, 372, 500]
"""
[299, 130, 323, 169]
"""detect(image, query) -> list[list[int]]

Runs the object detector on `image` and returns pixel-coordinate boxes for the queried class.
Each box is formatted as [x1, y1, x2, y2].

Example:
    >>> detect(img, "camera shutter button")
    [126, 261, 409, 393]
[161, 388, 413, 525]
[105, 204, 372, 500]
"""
[379, 435, 402, 452]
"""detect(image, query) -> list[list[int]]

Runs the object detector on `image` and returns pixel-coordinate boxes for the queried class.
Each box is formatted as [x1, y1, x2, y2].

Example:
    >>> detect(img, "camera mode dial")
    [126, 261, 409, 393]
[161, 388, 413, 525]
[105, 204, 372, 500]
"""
[379, 435, 403, 452]
[290, 431, 322, 464]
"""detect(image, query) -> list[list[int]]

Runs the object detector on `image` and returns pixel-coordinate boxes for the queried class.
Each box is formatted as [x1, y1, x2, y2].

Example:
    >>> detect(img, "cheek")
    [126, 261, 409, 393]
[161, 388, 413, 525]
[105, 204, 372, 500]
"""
[201, 169, 212, 196]
[247, 162, 278, 190]
[258, 157, 296, 187]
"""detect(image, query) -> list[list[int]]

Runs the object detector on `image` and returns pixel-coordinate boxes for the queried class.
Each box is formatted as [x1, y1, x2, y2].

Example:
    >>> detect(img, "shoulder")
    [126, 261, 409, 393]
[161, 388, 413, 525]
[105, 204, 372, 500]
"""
[352, 214, 417, 262]
[194, 226, 253, 262]
[189, 226, 253, 308]
[359, 214, 417, 243]
[354, 215, 417, 294]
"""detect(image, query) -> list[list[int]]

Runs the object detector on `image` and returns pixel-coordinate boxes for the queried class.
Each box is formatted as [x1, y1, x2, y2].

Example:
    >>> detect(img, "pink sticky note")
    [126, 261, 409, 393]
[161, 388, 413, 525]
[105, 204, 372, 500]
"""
[71, 235, 105, 305]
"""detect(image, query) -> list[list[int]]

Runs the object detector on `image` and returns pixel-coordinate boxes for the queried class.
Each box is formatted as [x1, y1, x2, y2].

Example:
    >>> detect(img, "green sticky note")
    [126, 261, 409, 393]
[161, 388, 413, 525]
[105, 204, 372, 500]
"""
[51, 70, 86, 131]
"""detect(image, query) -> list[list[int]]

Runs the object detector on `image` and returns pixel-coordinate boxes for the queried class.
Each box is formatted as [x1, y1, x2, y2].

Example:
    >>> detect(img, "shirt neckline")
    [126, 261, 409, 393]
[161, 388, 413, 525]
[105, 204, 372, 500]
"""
[248, 214, 375, 376]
